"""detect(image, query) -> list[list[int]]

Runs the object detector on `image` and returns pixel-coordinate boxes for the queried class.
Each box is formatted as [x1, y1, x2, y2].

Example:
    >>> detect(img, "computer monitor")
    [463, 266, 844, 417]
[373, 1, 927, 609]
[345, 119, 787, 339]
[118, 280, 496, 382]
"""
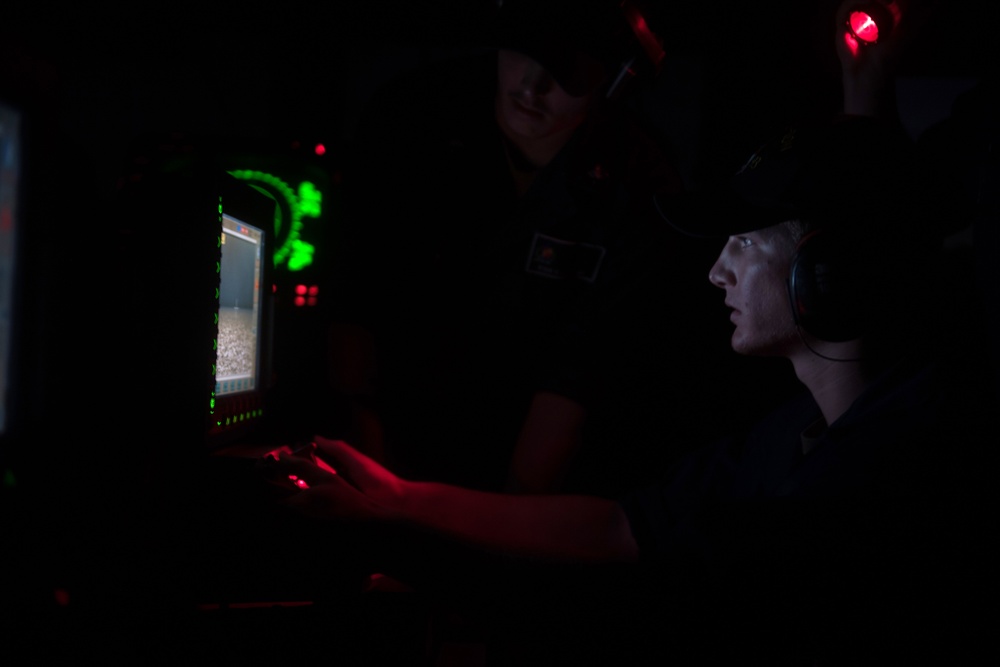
[0, 87, 93, 619]
[0, 96, 24, 442]
[208, 176, 277, 449]
[110, 137, 375, 608]
[114, 155, 277, 454]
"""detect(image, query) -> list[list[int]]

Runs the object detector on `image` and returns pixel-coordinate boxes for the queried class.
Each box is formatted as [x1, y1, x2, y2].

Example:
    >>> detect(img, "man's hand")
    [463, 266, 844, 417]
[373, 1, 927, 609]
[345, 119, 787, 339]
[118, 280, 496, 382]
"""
[259, 436, 405, 522]
[835, 0, 930, 117]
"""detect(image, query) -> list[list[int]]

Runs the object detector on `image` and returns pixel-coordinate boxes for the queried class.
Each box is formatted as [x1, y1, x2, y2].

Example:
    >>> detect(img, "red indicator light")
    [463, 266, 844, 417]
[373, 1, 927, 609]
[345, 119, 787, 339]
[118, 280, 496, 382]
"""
[294, 295, 306, 307]
[308, 284, 319, 296]
[849, 10, 880, 43]
[846, 4, 893, 45]
[314, 143, 326, 156]
[295, 284, 308, 296]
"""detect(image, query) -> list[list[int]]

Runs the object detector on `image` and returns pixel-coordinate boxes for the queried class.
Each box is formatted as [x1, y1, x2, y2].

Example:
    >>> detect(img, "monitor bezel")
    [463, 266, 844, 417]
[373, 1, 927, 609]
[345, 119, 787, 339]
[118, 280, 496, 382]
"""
[205, 173, 277, 450]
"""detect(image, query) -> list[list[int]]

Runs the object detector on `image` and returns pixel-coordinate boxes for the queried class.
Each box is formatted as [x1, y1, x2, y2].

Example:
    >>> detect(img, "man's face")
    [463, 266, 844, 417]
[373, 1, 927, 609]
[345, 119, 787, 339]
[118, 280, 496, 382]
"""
[708, 222, 800, 357]
[495, 49, 601, 142]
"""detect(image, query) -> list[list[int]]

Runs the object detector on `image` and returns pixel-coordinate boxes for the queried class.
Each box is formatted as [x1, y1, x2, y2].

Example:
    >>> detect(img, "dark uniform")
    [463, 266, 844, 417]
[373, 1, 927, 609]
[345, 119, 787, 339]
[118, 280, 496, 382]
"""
[619, 352, 991, 663]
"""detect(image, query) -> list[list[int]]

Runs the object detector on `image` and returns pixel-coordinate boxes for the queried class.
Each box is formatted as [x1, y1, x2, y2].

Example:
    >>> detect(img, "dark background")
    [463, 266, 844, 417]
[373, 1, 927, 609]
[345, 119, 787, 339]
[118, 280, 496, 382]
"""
[4, 0, 994, 200]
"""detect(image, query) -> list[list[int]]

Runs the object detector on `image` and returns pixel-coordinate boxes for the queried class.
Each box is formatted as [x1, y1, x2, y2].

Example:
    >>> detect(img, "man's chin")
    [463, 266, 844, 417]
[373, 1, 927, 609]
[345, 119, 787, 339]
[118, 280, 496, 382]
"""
[730, 334, 749, 356]
[503, 115, 550, 141]
[730, 336, 775, 358]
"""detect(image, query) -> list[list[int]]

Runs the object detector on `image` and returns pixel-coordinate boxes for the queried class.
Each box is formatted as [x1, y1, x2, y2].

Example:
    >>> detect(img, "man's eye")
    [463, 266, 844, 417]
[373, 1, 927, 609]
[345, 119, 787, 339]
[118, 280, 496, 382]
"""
[738, 237, 754, 249]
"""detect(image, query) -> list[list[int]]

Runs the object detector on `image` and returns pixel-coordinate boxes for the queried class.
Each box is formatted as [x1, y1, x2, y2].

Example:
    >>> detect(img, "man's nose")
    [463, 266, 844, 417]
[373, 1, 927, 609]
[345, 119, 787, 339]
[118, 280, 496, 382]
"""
[708, 259, 731, 288]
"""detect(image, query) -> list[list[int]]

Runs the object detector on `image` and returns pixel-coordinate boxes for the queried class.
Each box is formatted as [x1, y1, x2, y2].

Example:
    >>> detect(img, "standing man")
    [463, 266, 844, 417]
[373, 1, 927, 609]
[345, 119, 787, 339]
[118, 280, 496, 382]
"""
[324, 0, 765, 498]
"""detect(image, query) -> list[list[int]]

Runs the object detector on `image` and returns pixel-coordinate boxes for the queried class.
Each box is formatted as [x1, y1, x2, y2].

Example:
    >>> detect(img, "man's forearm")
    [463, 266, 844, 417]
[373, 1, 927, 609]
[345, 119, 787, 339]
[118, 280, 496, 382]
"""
[399, 480, 639, 564]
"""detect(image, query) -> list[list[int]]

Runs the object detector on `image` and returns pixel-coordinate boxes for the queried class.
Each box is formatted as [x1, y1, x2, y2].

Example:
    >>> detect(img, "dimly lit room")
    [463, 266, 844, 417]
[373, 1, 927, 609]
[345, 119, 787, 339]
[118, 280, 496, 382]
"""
[2, 0, 997, 664]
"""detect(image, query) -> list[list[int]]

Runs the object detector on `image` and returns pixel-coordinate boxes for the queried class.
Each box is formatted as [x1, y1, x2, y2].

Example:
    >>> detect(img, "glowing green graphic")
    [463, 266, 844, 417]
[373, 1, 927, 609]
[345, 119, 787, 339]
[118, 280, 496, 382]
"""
[227, 169, 320, 271]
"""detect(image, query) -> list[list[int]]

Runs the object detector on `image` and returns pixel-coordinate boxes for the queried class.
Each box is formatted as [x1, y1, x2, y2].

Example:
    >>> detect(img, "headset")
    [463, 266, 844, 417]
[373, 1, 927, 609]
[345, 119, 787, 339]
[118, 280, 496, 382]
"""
[787, 228, 878, 343]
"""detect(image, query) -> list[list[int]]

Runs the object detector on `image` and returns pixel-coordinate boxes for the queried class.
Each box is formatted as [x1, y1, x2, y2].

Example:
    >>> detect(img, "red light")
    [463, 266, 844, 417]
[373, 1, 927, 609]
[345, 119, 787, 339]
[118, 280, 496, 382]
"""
[308, 284, 319, 296]
[848, 10, 880, 43]
[295, 284, 308, 295]
[843, 30, 861, 57]
[314, 143, 326, 156]
[294, 296, 306, 307]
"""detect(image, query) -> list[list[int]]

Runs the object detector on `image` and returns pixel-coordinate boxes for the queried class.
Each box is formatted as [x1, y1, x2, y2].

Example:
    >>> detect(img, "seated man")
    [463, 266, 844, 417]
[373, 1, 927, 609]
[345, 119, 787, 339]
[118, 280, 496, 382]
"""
[262, 114, 991, 664]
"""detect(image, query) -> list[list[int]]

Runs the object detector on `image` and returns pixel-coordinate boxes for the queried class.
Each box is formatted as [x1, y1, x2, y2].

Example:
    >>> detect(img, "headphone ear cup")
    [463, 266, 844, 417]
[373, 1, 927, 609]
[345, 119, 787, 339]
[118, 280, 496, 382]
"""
[788, 230, 870, 342]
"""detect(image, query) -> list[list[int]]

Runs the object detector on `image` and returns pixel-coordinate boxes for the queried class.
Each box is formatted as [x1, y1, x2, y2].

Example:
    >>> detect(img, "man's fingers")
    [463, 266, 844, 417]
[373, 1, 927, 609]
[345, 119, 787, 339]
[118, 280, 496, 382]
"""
[313, 436, 365, 472]
[277, 474, 367, 519]
[262, 453, 330, 490]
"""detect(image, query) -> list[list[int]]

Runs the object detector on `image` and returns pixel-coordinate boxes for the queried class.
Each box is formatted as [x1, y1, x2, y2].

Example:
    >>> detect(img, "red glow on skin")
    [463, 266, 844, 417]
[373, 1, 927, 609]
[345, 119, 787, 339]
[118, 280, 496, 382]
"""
[843, 30, 861, 57]
[313, 457, 338, 476]
[849, 11, 880, 43]
[265, 442, 338, 489]
[265, 444, 295, 460]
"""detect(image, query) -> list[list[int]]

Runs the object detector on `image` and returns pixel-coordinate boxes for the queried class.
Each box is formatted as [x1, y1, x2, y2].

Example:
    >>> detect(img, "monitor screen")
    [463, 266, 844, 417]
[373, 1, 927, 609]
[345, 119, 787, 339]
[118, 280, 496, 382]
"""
[216, 214, 265, 397]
